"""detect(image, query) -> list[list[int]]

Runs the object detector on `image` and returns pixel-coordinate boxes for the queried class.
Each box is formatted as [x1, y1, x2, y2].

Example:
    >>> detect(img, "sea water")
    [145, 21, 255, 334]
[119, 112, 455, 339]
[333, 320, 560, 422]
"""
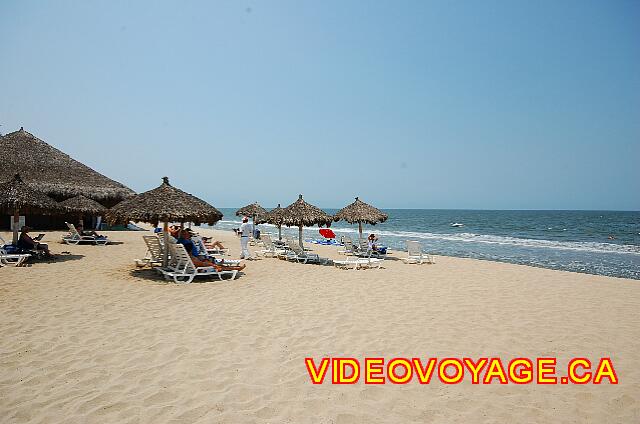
[207, 209, 640, 280]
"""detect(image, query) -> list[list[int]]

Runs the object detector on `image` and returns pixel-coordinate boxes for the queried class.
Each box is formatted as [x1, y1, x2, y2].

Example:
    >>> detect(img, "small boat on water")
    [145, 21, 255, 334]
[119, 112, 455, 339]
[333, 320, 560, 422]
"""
[450, 223, 464, 228]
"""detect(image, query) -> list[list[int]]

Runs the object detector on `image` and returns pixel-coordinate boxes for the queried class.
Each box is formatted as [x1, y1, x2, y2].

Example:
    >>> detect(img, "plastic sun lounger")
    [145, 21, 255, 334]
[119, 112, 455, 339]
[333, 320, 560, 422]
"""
[337, 237, 357, 255]
[334, 251, 384, 270]
[257, 234, 287, 258]
[401, 241, 435, 264]
[158, 243, 238, 284]
[0, 248, 30, 267]
[62, 223, 110, 246]
[286, 242, 329, 265]
[193, 237, 231, 259]
[135, 235, 164, 267]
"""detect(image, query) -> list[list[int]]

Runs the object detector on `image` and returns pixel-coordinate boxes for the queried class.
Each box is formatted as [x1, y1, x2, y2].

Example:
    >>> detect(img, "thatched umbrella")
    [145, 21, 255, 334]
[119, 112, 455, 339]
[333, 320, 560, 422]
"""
[0, 173, 66, 244]
[59, 195, 107, 227]
[264, 203, 285, 240]
[0, 128, 134, 205]
[281, 195, 333, 248]
[334, 197, 388, 242]
[235, 202, 268, 235]
[105, 177, 223, 266]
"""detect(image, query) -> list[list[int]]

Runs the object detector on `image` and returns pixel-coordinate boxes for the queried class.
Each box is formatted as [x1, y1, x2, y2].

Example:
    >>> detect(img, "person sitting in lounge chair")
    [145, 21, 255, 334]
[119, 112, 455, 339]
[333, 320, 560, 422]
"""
[367, 234, 379, 251]
[168, 225, 182, 238]
[18, 226, 52, 257]
[202, 236, 226, 251]
[76, 224, 105, 239]
[177, 229, 200, 256]
[177, 230, 245, 272]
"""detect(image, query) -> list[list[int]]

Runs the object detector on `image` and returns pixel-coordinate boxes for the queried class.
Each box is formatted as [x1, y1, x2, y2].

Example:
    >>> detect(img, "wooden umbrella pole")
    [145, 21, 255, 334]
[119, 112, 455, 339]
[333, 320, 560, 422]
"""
[358, 221, 363, 243]
[163, 221, 169, 267]
[298, 225, 303, 249]
[253, 214, 256, 238]
[12, 207, 19, 245]
[278, 224, 282, 241]
[79, 213, 84, 227]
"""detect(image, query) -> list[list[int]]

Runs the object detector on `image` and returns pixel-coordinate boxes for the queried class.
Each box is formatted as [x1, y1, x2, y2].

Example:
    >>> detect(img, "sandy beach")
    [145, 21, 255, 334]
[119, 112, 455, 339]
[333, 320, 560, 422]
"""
[1, 227, 639, 423]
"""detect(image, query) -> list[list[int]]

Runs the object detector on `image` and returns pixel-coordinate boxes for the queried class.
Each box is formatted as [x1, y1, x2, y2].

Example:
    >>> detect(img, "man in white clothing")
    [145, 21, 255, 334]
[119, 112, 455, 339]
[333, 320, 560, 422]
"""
[239, 217, 252, 259]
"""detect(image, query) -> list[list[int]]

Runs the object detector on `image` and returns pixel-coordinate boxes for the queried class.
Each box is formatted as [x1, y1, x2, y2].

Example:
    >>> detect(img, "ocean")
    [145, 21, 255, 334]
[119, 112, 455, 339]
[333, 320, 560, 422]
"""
[207, 209, 640, 280]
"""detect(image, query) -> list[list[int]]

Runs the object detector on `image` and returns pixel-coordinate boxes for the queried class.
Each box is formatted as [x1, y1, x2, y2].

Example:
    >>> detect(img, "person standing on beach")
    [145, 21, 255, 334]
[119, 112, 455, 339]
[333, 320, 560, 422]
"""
[239, 217, 252, 259]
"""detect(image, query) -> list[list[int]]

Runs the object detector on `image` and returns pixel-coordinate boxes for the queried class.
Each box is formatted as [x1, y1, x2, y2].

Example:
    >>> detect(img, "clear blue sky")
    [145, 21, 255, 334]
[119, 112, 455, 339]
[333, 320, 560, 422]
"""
[1, 0, 638, 210]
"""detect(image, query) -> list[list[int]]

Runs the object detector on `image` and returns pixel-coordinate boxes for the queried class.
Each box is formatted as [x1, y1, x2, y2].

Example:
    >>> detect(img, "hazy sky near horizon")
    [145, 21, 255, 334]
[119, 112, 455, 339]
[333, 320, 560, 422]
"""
[1, 1, 639, 210]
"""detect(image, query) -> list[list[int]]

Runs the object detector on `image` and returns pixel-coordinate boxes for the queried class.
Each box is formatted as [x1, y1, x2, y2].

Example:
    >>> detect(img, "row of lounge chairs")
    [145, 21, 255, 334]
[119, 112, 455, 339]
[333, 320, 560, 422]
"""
[136, 233, 241, 283]
[258, 233, 434, 269]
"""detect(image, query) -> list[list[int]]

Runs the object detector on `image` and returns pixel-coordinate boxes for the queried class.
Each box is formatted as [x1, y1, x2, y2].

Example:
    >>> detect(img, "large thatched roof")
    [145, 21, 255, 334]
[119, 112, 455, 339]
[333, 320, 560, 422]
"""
[59, 195, 107, 215]
[281, 195, 333, 228]
[0, 128, 134, 201]
[105, 177, 223, 226]
[263, 203, 285, 225]
[334, 197, 388, 225]
[235, 202, 268, 221]
[0, 173, 65, 214]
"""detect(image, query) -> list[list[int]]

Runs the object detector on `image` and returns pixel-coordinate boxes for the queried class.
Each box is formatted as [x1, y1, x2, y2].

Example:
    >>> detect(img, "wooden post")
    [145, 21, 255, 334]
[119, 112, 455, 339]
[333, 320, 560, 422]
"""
[278, 224, 282, 241]
[162, 221, 169, 267]
[358, 221, 363, 244]
[12, 208, 19, 245]
[298, 225, 303, 249]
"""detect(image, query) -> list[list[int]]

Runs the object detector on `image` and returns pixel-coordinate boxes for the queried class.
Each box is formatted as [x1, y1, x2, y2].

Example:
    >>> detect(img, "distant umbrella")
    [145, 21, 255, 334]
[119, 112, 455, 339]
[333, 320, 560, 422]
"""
[281, 194, 333, 248]
[334, 197, 388, 242]
[264, 203, 285, 240]
[59, 195, 107, 227]
[235, 202, 268, 234]
[0, 173, 66, 244]
[105, 177, 223, 266]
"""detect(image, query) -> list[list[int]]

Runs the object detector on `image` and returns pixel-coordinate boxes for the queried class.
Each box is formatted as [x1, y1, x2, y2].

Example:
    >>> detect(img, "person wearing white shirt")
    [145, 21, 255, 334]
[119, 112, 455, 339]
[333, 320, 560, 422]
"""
[239, 217, 253, 259]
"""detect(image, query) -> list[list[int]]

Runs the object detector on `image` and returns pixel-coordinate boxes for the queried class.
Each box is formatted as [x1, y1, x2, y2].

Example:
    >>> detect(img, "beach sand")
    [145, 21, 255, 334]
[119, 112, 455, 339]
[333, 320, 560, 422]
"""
[1, 228, 639, 423]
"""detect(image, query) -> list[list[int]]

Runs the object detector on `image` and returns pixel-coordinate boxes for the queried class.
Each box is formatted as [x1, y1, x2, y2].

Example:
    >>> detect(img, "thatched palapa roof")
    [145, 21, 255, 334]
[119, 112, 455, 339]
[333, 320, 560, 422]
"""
[0, 173, 65, 214]
[105, 177, 223, 226]
[264, 203, 285, 225]
[236, 202, 268, 221]
[59, 195, 107, 215]
[0, 128, 134, 202]
[334, 197, 388, 225]
[281, 195, 333, 228]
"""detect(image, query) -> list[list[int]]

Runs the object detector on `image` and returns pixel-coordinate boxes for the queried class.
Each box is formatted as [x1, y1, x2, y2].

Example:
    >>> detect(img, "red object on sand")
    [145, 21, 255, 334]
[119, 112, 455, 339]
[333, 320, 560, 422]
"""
[319, 228, 336, 239]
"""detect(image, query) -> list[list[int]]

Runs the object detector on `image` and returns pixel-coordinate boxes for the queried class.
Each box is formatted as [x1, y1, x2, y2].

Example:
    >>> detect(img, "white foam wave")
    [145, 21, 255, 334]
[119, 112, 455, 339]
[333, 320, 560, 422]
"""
[209, 221, 640, 255]
[366, 230, 640, 255]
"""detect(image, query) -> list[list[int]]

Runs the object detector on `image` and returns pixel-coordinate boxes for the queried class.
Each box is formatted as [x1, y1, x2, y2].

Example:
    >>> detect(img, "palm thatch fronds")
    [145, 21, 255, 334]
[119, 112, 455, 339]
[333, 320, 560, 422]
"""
[0, 174, 65, 215]
[59, 195, 107, 215]
[236, 202, 268, 222]
[281, 195, 333, 248]
[0, 173, 66, 243]
[334, 197, 388, 225]
[105, 177, 223, 226]
[334, 197, 388, 241]
[0, 128, 134, 203]
[264, 203, 285, 239]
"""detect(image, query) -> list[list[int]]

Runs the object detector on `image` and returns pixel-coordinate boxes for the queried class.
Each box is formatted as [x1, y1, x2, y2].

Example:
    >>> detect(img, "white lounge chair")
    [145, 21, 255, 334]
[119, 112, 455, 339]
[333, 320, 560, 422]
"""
[0, 248, 30, 267]
[158, 243, 238, 283]
[62, 223, 109, 245]
[196, 236, 228, 256]
[337, 236, 357, 255]
[334, 249, 384, 270]
[402, 241, 435, 264]
[135, 235, 164, 267]
[286, 242, 328, 264]
[257, 234, 287, 258]
[192, 237, 242, 265]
